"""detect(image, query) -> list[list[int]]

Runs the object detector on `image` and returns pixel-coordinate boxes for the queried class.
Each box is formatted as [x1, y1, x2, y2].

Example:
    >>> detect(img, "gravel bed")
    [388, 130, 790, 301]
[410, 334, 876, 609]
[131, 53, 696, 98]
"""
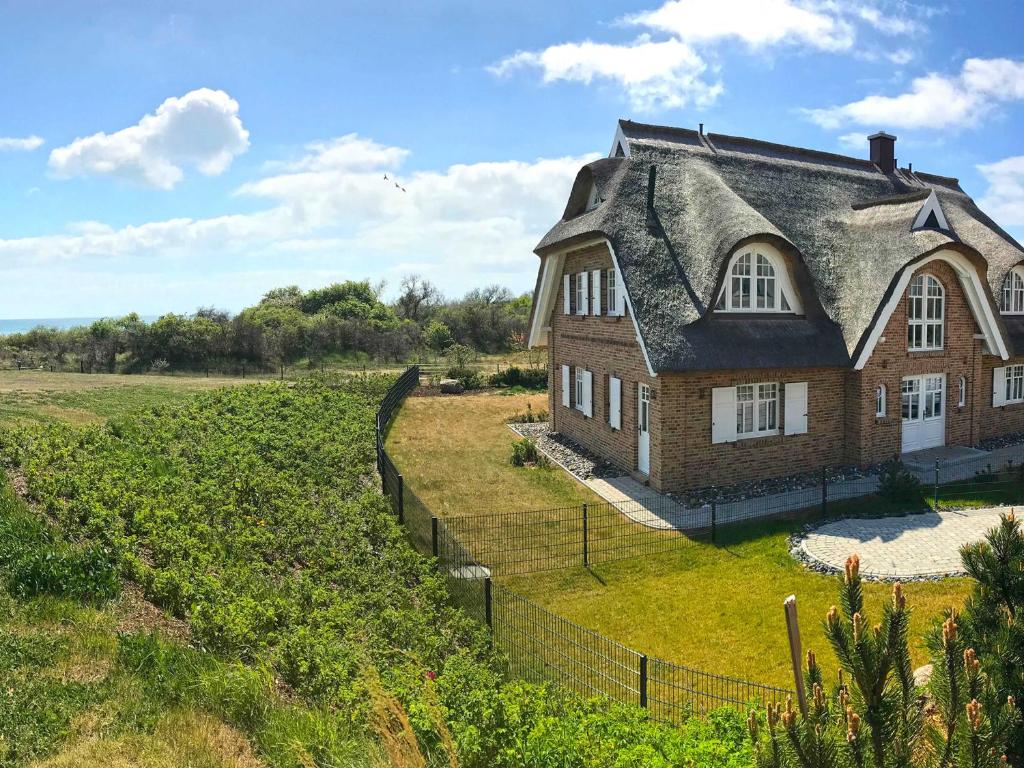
[975, 432, 1024, 451]
[508, 422, 625, 480]
[509, 421, 886, 502]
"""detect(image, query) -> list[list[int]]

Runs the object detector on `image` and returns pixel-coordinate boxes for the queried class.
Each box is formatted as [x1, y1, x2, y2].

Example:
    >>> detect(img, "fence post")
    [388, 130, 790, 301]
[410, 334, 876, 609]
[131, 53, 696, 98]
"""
[431, 516, 439, 558]
[934, 459, 940, 510]
[710, 502, 717, 544]
[397, 474, 404, 524]
[484, 577, 493, 628]
[821, 465, 828, 517]
[582, 504, 589, 568]
[639, 654, 648, 709]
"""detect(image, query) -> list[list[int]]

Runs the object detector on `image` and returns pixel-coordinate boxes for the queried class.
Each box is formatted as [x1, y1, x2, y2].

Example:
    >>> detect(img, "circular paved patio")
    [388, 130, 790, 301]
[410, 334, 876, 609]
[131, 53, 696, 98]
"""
[800, 507, 1016, 579]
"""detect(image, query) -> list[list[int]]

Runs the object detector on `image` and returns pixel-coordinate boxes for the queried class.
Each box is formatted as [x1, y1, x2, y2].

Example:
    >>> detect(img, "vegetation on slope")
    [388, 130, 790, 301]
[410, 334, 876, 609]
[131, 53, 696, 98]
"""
[0, 376, 751, 766]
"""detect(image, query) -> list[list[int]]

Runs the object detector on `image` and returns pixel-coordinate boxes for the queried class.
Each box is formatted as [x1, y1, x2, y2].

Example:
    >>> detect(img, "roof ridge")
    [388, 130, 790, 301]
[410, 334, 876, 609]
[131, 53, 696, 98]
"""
[850, 190, 932, 210]
[618, 118, 962, 187]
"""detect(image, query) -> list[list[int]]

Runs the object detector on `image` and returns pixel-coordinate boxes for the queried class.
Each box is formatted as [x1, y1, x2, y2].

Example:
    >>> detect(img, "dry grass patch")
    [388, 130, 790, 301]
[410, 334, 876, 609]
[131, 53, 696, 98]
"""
[386, 390, 600, 517]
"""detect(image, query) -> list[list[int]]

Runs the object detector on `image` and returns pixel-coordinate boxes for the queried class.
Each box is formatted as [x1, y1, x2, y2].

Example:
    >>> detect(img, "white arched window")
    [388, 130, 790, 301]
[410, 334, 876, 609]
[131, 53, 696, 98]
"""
[875, 384, 886, 417]
[1002, 268, 1024, 313]
[907, 274, 944, 351]
[714, 247, 800, 313]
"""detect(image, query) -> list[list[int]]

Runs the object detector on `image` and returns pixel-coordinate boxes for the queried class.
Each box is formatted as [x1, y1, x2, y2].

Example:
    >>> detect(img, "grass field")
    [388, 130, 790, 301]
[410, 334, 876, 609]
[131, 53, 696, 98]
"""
[0, 370, 267, 428]
[387, 390, 975, 690]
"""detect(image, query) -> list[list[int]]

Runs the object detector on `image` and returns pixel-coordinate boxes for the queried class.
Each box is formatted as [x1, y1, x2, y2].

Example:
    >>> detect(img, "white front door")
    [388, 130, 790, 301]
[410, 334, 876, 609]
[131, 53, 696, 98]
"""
[901, 374, 945, 453]
[637, 384, 651, 475]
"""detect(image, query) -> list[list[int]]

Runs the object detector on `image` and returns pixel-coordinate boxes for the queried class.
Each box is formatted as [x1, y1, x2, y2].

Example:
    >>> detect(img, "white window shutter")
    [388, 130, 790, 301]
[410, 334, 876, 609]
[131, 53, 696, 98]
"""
[711, 387, 737, 444]
[784, 382, 808, 436]
[615, 270, 626, 315]
[583, 370, 593, 417]
[591, 270, 601, 315]
[563, 274, 571, 315]
[579, 272, 589, 315]
[609, 376, 622, 430]
[994, 366, 1007, 407]
[561, 365, 570, 407]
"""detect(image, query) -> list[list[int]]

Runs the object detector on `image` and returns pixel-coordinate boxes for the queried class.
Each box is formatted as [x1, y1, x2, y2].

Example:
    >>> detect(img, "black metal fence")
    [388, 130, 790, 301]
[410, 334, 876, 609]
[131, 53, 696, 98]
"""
[375, 365, 792, 720]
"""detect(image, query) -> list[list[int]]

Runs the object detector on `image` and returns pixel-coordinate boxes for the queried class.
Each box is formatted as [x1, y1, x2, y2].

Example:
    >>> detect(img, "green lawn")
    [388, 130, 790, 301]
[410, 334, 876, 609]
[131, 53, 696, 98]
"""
[0, 370, 264, 428]
[387, 390, 976, 690]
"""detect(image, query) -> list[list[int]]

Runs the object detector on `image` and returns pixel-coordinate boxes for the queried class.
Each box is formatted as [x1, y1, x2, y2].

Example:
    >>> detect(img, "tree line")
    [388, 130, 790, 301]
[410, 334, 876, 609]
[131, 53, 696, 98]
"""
[0, 276, 533, 374]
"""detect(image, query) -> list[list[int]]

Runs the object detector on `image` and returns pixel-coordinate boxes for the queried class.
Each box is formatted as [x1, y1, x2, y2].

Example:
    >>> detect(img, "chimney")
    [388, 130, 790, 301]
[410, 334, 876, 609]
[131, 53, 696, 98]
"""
[868, 132, 897, 173]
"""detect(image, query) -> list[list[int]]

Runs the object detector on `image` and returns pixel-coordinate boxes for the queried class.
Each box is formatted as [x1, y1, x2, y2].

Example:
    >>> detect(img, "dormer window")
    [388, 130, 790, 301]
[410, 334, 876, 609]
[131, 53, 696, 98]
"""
[1002, 267, 1024, 314]
[585, 183, 601, 212]
[714, 247, 799, 313]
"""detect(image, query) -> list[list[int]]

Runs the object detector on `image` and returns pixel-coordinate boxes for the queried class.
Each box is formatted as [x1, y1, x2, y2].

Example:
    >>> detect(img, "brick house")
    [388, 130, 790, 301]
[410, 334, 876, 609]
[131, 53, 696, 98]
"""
[526, 120, 1024, 494]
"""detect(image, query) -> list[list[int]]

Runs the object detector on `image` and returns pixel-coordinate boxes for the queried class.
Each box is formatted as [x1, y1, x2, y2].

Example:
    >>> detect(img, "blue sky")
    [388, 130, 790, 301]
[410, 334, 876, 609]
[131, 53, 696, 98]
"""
[2, 0, 1023, 318]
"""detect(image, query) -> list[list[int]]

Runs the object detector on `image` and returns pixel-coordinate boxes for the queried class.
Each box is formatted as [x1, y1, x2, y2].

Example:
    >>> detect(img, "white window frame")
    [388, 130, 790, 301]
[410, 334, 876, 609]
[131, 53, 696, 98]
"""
[608, 375, 622, 430]
[907, 273, 944, 351]
[714, 245, 801, 314]
[958, 376, 966, 408]
[575, 367, 585, 411]
[875, 384, 886, 418]
[735, 382, 779, 439]
[1006, 364, 1024, 405]
[1002, 268, 1024, 314]
[575, 273, 588, 316]
[607, 269, 620, 316]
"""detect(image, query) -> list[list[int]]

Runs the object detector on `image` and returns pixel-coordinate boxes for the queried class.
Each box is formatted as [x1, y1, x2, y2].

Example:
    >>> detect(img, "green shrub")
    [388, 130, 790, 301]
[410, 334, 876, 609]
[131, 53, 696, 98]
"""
[445, 366, 483, 390]
[0, 487, 119, 604]
[489, 366, 547, 390]
[509, 438, 549, 468]
[877, 459, 924, 503]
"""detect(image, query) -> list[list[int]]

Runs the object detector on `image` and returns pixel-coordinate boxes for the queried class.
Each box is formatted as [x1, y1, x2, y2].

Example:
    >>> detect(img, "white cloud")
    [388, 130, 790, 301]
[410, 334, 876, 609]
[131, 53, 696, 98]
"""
[48, 88, 249, 189]
[490, 36, 720, 111]
[806, 57, 1024, 130]
[0, 136, 44, 151]
[0, 133, 598, 301]
[978, 156, 1024, 227]
[626, 0, 855, 51]
[491, 0, 931, 111]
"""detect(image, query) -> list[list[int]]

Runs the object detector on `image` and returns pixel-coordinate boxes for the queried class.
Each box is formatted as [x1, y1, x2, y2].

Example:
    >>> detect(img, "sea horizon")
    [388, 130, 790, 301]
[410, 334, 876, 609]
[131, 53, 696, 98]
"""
[0, 316, 161, 336]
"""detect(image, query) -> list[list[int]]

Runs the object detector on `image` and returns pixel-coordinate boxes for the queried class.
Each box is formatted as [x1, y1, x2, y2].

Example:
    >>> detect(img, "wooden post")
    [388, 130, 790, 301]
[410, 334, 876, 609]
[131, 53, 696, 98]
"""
[784, 595, 808, 716]
[934, 459, 940, 509]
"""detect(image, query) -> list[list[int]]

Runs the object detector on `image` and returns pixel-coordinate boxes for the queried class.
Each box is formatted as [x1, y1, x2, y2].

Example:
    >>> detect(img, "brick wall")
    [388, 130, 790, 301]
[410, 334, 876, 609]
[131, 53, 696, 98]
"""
[548, 243, 660, 486]
[658, 367, 846, 491]
[979, 356, 1024, 440]
[849, 260, 986, 465]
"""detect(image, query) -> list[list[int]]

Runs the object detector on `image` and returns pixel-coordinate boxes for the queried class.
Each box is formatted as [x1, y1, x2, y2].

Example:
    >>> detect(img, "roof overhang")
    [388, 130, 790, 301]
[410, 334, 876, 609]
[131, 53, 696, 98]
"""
[527, 237, 657, 378]
[853, 247, 1009, 370]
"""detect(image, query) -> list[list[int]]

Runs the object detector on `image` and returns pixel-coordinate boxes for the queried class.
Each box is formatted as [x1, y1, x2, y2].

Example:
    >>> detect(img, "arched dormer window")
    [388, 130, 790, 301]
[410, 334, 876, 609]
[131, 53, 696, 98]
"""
[585, 182, 601, 212]
[714, 246, 801, 313]
[907, 273, 943, 351]
[1002, 267, 1024, 314]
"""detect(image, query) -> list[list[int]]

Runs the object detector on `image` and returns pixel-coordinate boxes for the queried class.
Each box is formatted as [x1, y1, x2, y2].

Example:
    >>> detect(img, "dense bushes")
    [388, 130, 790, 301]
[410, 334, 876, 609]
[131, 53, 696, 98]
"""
[0, 375, 756, 764]
[0, 376, 491, 729]
[489, 366, 547, 390]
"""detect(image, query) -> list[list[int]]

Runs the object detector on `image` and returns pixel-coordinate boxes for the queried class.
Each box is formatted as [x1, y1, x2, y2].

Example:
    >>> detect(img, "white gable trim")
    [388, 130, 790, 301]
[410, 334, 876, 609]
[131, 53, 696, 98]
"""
[609, 123, 631, 158]
[853, 249, 1008, 370]
[527, 238, 657, 378]
[606, 240, 657, 378]
[912, 190, 950, 232]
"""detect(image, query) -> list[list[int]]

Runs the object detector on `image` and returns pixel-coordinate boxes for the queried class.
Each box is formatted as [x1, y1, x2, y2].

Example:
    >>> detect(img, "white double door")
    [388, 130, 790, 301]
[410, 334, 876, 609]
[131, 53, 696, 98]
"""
[901, 373, 945, 453]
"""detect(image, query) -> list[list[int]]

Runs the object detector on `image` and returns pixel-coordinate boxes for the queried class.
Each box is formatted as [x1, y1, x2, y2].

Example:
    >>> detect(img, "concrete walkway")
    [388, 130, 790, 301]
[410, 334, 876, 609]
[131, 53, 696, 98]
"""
[580, 443, 1024, 533]
[801, 507, 1014, 579]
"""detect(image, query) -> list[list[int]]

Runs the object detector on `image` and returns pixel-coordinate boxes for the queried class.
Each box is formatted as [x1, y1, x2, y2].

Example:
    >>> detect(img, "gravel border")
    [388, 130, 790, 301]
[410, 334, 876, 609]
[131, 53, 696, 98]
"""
[975, 431, 1024, 451]
[508, 422, 625, 480]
